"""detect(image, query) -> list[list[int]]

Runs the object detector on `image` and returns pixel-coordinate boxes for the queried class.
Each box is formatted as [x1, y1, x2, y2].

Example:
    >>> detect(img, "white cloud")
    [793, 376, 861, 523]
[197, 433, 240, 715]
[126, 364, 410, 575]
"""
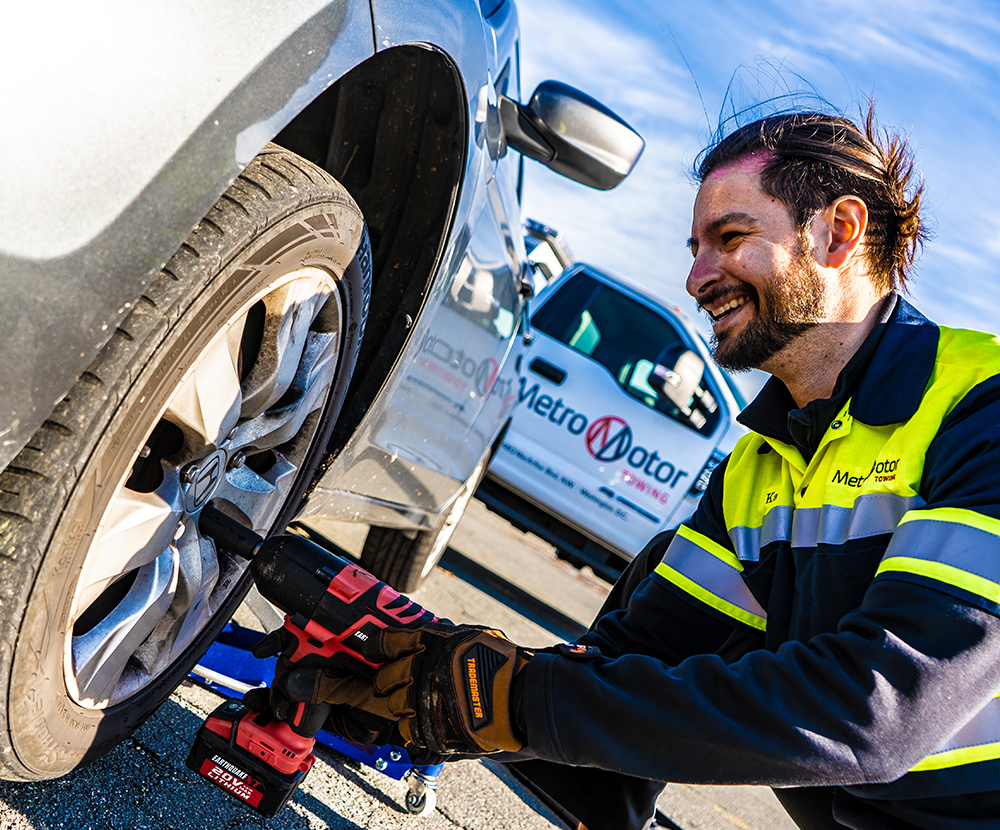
[518, 0, 707, 130]
[513, 0, 1000, 338]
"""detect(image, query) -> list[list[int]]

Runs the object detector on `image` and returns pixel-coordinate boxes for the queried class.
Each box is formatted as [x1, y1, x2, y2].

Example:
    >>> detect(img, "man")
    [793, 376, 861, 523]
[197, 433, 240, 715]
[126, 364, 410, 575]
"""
[267, 108, 1000, 830]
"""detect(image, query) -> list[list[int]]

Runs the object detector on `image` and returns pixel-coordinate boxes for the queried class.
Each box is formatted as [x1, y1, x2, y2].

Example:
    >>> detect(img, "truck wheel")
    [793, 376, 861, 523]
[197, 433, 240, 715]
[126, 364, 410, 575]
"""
[361, 457, 488, 592]
[0, 146, 370, 780]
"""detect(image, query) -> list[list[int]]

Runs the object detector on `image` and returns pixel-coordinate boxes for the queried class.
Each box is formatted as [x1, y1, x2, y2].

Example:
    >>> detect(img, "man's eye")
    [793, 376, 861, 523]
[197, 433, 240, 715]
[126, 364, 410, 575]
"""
[721, 231, 743, 246]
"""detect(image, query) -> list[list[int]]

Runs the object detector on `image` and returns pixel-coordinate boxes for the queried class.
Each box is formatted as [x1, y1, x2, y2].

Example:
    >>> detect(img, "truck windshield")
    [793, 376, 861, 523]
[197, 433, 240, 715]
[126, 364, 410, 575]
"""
[532, 272, 720, 434]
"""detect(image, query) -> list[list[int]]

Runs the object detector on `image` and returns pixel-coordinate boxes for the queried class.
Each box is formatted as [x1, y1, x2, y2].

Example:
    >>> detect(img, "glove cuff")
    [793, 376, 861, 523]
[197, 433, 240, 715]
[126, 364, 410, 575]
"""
[444, 633, 530, 754]
[510, 659, 529, 744]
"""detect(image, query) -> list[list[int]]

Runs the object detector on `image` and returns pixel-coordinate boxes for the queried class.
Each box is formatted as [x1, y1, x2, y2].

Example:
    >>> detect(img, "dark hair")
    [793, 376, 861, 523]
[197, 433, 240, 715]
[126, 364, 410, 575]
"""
[694, 104, 926, 291]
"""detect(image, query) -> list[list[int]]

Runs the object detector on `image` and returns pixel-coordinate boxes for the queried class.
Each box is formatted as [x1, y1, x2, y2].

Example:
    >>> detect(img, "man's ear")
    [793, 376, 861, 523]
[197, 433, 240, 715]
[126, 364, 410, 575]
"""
[814, 196, 868, 269]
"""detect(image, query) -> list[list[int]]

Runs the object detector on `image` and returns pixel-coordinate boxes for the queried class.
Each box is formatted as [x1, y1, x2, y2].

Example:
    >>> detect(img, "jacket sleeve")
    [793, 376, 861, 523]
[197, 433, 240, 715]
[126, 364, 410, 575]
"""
[521, 378, 1000, 788]
[573, 457, 739, 663]
[524, 581, 1000, 785]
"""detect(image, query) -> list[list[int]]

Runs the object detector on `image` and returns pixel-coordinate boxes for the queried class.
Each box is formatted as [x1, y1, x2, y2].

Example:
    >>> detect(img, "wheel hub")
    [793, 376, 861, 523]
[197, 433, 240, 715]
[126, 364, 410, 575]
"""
[181, 449, 228, 513]
[67, 266, 345, 708]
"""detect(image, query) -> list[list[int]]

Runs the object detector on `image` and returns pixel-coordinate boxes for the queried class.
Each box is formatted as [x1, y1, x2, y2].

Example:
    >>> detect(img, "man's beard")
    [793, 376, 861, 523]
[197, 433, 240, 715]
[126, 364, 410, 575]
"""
[709, 246, 826, 372]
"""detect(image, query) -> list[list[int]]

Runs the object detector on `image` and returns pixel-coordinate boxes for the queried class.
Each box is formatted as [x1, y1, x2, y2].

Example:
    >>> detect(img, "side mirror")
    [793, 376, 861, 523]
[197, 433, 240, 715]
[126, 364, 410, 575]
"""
[499, 81, 644, 190]
[649, 350, 718, 429]
[518, 266, 535, 300]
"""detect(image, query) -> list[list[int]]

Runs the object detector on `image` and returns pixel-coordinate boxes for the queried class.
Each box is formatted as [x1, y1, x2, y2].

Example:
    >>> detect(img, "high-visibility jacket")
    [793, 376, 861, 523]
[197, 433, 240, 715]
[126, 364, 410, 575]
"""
[519, 297, 1000, 830]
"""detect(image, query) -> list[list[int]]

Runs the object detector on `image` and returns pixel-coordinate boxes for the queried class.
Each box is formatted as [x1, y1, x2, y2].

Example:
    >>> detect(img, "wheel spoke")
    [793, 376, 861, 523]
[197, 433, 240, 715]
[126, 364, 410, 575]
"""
[131, 525, 222, 679]
[60, 156, 366, 717]
[72, 546, 178, 705]
[240, 275, 334, 420]
[214, 455, 298, 533]
[76, 474, 184, 613]
[231, 329, 340, 454]
[163, 323, 244, 456]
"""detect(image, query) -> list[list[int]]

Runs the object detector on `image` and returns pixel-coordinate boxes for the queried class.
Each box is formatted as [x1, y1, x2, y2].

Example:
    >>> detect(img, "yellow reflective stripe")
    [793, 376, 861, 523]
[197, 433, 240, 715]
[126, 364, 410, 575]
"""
[898, 507, 1000, 537]
[878, 511, 1000, 603]
[676, 524, 742, 571]
[909, 742, 1000, 773]
[653, 562, 766, 631]
[657, 528, 766, 630]
[876, 556, 1000, 604]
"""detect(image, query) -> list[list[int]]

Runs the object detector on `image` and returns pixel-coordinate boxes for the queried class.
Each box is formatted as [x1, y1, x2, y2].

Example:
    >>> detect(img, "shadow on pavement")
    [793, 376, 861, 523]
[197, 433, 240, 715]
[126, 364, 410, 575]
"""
[310, 744, 408, 815]
[0, 695, 375, 830]
[438, 547, 590, 642]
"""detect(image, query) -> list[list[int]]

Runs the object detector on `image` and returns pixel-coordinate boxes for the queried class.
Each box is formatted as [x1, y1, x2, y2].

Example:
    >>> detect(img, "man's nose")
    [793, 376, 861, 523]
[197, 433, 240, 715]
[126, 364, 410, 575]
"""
[686, 253, 717, 299]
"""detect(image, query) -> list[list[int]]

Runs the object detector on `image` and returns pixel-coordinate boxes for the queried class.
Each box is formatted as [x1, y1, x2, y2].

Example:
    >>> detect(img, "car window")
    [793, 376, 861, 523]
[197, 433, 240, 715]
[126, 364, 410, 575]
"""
[532, 272, 720, 434]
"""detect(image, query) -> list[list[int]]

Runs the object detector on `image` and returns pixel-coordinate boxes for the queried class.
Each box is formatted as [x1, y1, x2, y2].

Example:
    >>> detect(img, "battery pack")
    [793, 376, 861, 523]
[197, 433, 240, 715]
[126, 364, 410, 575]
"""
[186, 698, 316, 817]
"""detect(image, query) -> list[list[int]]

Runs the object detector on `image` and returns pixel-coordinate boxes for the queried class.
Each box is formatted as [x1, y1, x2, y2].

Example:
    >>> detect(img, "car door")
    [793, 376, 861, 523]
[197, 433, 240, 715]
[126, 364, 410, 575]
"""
[492, 268, 726, 558]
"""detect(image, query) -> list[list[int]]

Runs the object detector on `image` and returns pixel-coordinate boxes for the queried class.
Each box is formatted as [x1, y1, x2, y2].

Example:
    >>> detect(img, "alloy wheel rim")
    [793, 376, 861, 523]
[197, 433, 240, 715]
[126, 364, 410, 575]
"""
[67, 267, 343, 707]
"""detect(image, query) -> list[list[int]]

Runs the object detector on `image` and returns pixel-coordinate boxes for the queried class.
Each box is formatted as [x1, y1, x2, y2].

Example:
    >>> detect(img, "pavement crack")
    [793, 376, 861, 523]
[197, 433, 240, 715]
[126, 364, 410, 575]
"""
[434, 802, 466, 828]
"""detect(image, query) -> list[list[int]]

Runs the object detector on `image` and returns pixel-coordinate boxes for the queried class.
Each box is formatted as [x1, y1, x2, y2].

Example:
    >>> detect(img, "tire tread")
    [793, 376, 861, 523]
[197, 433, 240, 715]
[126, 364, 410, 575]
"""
[0, 143, 365, 780]
[361, 526, 431, 594]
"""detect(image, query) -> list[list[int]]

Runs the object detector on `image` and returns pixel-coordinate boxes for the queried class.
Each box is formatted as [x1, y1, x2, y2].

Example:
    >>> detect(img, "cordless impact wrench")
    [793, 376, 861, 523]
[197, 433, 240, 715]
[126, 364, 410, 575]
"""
[186, 505, 437, 817]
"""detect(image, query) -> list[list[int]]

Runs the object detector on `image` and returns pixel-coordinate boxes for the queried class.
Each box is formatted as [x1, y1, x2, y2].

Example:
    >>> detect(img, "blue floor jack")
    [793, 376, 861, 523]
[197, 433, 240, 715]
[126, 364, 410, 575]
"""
[189, 588, 444, 816]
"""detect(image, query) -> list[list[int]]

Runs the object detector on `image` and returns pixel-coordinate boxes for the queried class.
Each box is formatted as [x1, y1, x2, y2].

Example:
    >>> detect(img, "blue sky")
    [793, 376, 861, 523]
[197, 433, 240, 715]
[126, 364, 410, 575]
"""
[517, 0, 1000, 347]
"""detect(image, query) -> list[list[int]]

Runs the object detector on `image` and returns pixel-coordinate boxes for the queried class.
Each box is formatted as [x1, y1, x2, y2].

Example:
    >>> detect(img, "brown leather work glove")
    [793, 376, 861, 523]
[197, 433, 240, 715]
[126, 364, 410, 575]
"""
[275, 623, 532, 756]
[239, 655, 401, 747]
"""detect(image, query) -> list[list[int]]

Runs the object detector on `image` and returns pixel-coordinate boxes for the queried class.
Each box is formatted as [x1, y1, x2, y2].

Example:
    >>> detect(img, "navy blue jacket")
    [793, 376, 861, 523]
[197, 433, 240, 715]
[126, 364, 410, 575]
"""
[515, 298, 1000, 830]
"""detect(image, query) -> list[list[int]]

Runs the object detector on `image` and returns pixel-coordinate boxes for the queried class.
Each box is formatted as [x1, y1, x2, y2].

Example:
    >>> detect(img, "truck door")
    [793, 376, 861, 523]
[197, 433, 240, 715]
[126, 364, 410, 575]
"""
[492, 270, 725, 559]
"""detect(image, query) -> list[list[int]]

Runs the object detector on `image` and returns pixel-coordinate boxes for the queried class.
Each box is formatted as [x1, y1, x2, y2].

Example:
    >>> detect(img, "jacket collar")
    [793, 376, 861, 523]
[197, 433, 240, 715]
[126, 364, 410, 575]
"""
[737, 294, 940, 441]
[849, 295, 939, 425]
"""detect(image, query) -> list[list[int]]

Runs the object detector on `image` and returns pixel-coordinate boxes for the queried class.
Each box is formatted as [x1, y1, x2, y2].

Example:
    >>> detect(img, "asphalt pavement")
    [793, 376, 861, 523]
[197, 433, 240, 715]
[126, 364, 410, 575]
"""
[0, 499, 796, 830]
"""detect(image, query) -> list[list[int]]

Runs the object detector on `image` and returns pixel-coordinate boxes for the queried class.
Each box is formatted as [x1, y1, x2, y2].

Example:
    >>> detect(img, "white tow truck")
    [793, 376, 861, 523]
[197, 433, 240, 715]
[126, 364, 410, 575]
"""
[477, 263, 748, 581]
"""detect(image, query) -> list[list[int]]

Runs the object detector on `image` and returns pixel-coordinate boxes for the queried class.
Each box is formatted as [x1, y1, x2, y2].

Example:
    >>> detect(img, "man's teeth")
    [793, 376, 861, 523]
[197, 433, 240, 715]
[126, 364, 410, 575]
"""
[711, 297, 747, 320]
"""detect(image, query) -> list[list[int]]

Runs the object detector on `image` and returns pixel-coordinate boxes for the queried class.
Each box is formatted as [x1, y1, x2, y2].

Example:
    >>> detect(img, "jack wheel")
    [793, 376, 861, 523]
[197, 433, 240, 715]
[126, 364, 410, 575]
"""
[404, 786, 437, 817]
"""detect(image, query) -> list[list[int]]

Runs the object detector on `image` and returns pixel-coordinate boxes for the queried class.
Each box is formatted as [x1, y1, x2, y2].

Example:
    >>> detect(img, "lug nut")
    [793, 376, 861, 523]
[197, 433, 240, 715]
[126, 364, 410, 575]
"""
[228, 451, 246, 471]
[180, 463, 200, 485]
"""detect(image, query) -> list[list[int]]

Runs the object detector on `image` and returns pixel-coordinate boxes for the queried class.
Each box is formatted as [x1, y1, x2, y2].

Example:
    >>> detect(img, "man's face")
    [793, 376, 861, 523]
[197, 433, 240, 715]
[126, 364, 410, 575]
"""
[686, 159, 827, 372]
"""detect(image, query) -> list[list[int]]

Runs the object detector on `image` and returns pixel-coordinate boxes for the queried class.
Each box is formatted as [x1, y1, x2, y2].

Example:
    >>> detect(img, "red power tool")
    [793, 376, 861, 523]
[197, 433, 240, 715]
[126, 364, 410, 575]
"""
[187, 505, 437, 817]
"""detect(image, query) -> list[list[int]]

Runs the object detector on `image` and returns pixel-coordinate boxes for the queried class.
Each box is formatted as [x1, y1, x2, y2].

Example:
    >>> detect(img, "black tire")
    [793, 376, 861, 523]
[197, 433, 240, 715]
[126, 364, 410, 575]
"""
[361, 456, 488, 592]
[0, 145, 370, 780]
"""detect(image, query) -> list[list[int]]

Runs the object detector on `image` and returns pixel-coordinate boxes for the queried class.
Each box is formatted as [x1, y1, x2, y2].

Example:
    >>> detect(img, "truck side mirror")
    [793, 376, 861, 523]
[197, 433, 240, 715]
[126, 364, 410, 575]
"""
[499, 81, 644, 190]
[649, 350, 718, 429]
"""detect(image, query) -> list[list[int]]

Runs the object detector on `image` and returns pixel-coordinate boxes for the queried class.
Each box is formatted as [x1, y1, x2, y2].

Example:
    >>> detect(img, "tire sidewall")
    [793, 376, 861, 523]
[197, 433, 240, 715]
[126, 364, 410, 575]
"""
[8, 198, 366, 778]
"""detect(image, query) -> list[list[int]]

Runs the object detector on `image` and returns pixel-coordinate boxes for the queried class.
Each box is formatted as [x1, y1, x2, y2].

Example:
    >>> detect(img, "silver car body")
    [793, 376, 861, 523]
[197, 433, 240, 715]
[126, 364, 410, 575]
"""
[2, 0, 523, 529]
[0, 0, 647, 781]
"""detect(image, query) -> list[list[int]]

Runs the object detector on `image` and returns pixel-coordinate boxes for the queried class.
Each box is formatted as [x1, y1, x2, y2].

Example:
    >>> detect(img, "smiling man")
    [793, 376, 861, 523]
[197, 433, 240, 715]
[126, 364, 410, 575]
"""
[264, 108, 1000, 830]
[687, 115, 912, 408]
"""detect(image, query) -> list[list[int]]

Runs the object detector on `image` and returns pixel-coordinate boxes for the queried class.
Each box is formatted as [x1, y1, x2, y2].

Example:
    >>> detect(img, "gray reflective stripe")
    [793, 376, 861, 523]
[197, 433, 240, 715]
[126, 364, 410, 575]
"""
[728, 495, 919, 559]
[884, 518, 1000, 585]
[729, 506, 792, 562]
[661, 534, 767, 621]
[935, 696, 1000, 755]
[791, 494, 920, 548]
[909, 696, 1000, 772]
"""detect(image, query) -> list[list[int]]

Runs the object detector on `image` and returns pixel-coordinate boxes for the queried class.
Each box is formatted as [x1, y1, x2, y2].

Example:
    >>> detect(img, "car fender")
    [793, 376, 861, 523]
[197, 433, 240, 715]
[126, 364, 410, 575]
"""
[0, 1, 375, 471]
[302, 0, 527, 522]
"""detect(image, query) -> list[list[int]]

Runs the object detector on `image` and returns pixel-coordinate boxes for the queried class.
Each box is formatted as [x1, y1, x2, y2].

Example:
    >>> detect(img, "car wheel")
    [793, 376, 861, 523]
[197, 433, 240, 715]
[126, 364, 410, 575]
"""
[360, 456, 489, 592]
[0, 145, 370, 780]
